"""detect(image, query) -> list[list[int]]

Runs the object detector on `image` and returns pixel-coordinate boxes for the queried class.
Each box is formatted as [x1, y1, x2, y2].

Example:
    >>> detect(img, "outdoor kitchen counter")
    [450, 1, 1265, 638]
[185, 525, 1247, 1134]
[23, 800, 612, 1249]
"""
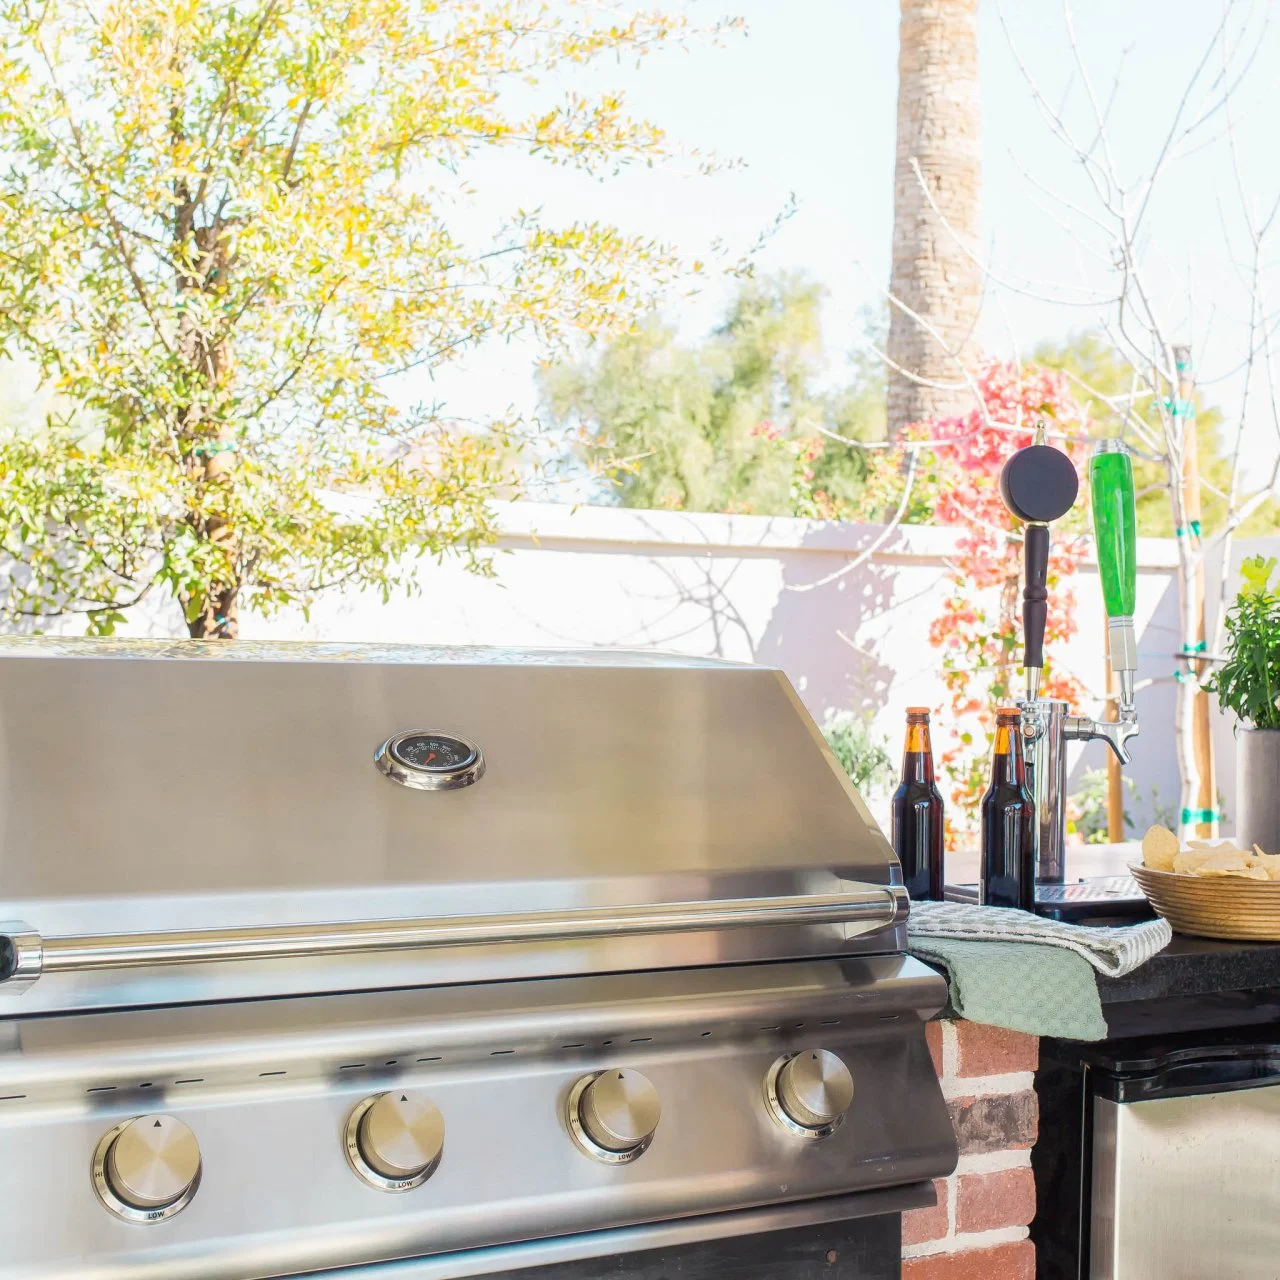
[906, 934, 1280, 1277]
[942, 838, 1280, 1030]
[1095, 933, 1280, 1039]
[1099, 933, 1280, 1002]
[920, 933, 1280, 1037]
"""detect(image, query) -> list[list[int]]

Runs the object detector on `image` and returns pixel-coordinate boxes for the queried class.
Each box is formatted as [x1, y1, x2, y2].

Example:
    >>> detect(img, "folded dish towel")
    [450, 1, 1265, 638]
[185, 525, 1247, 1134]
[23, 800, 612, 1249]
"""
[907, 900, 1172, 978]
[906, 901, 1173, 1042]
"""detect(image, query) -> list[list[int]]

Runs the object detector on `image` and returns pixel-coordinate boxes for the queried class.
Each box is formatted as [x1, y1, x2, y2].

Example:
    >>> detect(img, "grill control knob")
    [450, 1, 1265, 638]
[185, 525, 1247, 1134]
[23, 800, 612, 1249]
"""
[94, 1114, 201, 1220]
[569, 1069, 661, 1162]
[346, 1091, 444, 1190]
[769, 1049, 854, 1136]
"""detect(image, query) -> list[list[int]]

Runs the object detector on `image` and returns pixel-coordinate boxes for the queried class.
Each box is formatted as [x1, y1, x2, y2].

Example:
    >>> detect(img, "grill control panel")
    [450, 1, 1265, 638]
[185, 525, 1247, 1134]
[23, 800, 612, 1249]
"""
[86, 1052, 855, 1228]
[0, 959, 956, 1280]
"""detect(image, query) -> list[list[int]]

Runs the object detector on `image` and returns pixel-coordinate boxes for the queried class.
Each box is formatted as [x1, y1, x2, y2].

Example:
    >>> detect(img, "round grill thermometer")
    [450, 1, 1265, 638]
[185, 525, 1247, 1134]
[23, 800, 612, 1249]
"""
[375, 730, 485, 791]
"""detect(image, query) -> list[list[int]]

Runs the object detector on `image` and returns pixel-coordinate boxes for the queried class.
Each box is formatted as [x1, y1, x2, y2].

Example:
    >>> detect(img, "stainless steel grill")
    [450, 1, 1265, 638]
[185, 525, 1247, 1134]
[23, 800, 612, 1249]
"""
[0, 639, 956, 1279]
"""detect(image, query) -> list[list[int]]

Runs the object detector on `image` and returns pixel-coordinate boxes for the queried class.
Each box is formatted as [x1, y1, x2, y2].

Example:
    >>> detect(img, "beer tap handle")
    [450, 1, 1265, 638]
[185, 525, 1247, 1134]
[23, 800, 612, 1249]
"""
[1022, 523, 1050, 703]
[999, 436, 1080, 706]
[1058, 441, 1141, 767]
[1090, 440, 1139, 717]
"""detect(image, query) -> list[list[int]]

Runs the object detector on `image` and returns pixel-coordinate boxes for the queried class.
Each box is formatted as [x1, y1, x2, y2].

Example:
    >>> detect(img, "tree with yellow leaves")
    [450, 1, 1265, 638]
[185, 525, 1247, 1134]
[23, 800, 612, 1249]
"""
[0, 0, 719, 636]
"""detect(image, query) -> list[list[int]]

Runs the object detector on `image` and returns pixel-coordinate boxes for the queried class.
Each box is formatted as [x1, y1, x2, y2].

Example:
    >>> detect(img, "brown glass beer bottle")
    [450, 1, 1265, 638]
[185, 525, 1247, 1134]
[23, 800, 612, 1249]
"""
[891, 708, 945, 900]
[980, 707, 1036, 911]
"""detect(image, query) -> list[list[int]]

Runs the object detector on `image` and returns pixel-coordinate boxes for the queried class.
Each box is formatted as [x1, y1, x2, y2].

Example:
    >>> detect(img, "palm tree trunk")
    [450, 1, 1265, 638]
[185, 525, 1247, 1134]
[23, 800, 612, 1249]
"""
[887, 0, 983, 435]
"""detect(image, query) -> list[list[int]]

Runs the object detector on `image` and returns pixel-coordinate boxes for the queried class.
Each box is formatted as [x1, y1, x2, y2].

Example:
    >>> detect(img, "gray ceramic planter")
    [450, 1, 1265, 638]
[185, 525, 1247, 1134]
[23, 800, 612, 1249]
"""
[1237, 727, 1280, 854]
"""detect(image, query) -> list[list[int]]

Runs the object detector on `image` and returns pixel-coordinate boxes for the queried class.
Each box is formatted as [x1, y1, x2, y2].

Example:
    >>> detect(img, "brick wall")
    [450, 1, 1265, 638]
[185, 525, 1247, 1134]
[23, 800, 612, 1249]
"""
[901, 1020, 1039, 1279]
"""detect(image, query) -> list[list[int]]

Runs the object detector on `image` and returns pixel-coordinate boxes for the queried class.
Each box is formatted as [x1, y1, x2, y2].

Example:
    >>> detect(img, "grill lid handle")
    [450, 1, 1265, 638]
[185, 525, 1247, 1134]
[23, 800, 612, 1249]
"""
[0, 887, 907, 992]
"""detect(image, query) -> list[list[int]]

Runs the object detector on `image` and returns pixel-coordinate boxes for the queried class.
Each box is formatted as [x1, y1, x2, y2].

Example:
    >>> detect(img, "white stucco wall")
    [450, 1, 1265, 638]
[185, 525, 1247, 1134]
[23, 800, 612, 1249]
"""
[41, 498, 1275, 838]
[84, 500, 1197, 832]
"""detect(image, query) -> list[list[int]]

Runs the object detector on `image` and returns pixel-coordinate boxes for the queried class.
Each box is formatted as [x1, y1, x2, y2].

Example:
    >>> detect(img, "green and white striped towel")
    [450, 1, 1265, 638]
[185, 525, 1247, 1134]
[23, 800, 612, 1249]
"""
[906, 901, 1172, 1042]
[907, 900, 1171, 978]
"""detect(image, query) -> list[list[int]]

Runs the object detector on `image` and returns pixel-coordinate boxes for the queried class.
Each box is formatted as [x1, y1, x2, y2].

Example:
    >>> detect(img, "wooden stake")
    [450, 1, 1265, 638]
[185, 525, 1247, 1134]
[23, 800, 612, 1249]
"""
[1174, 345, 1218, 840]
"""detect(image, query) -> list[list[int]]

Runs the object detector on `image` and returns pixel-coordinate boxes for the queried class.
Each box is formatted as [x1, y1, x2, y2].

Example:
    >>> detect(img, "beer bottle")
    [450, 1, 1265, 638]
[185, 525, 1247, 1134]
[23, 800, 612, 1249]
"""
[980, 707, 1036, 911]
[891, 707, 945, 900]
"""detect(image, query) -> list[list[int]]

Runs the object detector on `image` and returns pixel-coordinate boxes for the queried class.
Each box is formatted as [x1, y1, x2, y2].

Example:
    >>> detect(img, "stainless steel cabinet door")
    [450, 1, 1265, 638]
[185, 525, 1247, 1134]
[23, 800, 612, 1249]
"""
[1091, 1090, 1280, 1279]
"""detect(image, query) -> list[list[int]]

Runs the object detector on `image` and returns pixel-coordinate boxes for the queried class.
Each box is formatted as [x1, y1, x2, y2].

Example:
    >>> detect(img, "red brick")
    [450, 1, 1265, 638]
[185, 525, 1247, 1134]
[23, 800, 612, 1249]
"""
[956, 1167, 1036, 1233]
[925, 1020, 945, 1078]
[902, 1240, 1035, 1280]
[901, 1179, 949, 1245]
[948, 1090, 1038, 1154]
[954, 1023, 1038, 1077]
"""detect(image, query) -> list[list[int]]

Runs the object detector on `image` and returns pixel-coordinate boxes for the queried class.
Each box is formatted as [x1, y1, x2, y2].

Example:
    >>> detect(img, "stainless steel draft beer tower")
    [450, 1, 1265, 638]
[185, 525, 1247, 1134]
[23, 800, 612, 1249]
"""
[1000, 432, 1140, 885]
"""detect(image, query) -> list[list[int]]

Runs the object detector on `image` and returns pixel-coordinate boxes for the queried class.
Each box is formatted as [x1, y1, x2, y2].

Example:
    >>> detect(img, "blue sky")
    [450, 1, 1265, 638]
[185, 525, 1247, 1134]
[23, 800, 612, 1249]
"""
[422, 0, 1280, 474]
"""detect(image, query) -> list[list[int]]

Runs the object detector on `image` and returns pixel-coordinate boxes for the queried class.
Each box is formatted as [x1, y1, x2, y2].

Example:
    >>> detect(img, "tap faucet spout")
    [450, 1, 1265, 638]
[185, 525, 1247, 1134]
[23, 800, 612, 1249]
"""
[1065, 709, 1140, 766]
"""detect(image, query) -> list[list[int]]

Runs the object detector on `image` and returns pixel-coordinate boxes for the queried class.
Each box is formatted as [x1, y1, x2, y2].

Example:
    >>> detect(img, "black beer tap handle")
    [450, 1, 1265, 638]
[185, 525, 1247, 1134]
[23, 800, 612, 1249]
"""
[1022, 523, 1050, 672]
[998, 441, 1078, 684]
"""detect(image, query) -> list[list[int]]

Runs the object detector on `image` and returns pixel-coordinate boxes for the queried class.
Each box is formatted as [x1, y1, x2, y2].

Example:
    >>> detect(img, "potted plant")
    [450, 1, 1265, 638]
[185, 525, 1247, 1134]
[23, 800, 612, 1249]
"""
[1209, 555, 1280, 852]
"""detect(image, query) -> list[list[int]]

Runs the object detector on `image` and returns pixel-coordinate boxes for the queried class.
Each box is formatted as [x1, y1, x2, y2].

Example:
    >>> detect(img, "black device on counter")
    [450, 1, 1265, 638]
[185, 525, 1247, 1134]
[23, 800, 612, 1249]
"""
[944, 876, 1155, 924]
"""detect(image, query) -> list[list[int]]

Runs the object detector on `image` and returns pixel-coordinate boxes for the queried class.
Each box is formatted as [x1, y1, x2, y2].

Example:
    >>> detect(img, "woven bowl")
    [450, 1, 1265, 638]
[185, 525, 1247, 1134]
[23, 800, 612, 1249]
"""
[1131, 863, 1280, 941]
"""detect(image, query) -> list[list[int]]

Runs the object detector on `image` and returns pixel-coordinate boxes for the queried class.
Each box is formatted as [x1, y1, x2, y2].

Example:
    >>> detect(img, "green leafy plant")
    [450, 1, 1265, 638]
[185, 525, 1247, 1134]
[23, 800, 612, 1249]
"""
[822, 715, 895, 797]
[1208, 555, 1280, 730]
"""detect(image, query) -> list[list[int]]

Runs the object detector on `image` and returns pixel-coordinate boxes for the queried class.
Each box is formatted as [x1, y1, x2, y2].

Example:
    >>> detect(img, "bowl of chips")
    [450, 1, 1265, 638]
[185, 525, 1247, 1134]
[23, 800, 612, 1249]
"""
[1132, 825, 1280, 940]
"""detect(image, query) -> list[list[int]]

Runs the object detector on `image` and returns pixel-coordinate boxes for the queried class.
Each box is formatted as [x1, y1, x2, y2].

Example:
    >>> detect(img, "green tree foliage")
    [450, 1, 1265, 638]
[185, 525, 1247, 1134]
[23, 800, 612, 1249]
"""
[822, 714, 895, 798]
[1033, 331, 1280, 536]
[0, 0, 711, 636]
[541, 275, 887, 517]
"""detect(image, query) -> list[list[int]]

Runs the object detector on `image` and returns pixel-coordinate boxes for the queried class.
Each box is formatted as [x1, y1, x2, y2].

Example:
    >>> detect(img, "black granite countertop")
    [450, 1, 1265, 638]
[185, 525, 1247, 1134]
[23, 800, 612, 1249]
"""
[1098, 934, 1280, 1004]
[1097, 934, 1280, 1038]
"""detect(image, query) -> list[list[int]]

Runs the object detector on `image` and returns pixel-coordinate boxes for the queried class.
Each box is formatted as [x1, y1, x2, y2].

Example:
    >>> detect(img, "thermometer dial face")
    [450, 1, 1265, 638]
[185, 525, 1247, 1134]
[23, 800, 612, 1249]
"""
[375, 731, 484, 791]
[390, 733, 476, 773]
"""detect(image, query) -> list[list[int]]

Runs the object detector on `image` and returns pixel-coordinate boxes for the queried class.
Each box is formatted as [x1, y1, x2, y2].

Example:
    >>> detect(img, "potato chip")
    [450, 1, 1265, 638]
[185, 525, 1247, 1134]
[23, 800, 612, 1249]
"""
[1199, 849, 1249, 871]
[1248, 849, 1280, 880]
[1141, 824, 1180, 871]
[1173, 850, 1214, 875]
[1194, 864, 1269, 880]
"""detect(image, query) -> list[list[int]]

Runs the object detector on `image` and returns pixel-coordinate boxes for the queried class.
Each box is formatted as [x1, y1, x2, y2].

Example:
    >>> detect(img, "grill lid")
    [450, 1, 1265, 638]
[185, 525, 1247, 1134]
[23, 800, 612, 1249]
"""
[0, 639, 904, 1014]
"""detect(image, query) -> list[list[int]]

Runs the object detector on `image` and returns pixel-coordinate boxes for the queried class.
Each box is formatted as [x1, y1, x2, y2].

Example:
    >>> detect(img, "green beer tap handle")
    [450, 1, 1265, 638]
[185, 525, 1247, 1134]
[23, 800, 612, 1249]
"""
[1090, 441, 1138, 711]
[1090, 442, 1136, 618]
